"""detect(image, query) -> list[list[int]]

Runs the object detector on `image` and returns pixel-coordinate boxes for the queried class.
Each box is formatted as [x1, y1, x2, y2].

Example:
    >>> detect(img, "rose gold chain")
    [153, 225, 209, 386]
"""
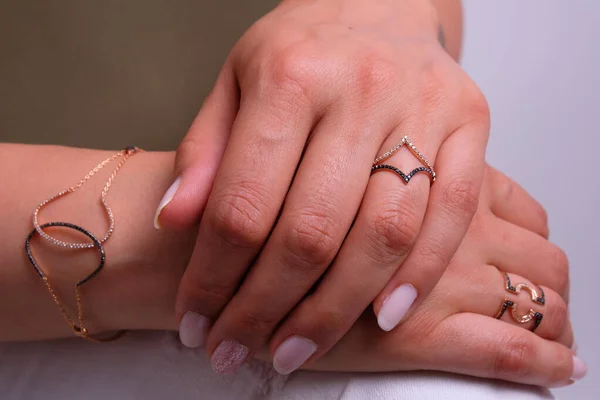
[42, 277, 125, 342]
[30, 147, 138, 342]
[33, 147, 139, 249]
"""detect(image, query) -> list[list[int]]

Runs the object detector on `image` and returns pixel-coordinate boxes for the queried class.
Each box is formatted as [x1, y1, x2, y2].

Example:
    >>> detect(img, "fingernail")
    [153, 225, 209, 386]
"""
[154, 176, 182, 229]
[211, 339, 249, 374]
[571, 356, 588, 381]
[273, 336, 317, 375]
[178, 311, 209, 348]
[377, 283, 417, 332]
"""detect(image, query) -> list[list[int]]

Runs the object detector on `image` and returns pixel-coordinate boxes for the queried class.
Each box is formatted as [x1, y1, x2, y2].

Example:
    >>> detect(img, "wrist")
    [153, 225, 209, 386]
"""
[278, 0, 439, 36]
[99, 151, 194, 333]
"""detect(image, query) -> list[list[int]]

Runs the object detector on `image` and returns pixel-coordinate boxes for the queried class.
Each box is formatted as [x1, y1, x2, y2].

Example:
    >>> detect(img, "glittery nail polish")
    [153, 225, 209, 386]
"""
[211, 339, 249, 374]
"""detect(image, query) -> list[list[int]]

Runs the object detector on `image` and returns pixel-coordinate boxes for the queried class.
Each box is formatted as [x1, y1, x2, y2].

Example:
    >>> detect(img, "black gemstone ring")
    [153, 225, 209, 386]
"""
[25, 222, 106, 287]
[371, 164, 435, 184]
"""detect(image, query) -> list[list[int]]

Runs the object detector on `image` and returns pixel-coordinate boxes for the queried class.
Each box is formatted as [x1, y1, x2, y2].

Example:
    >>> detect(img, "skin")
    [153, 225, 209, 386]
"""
[157, 0, 490, 373]
[0, 144, 582, 387]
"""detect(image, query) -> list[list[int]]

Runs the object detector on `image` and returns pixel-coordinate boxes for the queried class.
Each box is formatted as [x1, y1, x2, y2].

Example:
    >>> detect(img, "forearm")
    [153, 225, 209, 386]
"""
[0, 144, 191, 341]
[280, 0, 462, 60]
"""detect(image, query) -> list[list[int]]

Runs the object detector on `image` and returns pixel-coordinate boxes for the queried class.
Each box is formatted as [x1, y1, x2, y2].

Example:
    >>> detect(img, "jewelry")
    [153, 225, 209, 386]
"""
[33, 146, 139, 249]
[495, 272, 544, 332]
[371, 136, 436, 184]
[25, 222, 125, 342]
[26, 147, 138, 342]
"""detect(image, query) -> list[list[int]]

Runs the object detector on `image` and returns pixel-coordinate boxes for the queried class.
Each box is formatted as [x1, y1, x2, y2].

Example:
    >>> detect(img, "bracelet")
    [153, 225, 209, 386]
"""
[33, 146, 138, 249]
[25, 146, 139, 342]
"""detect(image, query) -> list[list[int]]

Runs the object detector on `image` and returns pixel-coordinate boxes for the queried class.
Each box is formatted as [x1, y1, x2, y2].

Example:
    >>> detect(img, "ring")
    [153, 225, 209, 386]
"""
[495, 271, 544, 332]
[371, 136, 436, 184]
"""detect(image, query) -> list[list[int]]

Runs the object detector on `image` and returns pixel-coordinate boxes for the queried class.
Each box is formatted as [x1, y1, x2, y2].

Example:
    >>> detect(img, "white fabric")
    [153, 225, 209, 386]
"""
[0, 331, 554, 399]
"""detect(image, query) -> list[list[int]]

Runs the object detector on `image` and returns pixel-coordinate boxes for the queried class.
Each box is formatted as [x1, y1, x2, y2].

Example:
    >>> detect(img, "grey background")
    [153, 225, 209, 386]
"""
[0, 0, 597, 398]
[462, 1, 599, 398]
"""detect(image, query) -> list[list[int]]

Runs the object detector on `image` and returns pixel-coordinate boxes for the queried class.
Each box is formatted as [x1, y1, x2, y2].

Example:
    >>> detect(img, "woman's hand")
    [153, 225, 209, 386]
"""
[275, 165, 584, 387]
[155, 0, 489, 374]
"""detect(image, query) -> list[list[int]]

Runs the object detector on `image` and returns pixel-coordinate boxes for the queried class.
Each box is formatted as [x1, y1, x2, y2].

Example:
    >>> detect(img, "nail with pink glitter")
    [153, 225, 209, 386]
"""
[211, 339, 249, 374]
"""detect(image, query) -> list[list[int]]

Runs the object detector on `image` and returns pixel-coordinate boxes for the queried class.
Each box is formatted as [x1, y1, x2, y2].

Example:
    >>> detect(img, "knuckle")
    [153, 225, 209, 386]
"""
[364, 200, 421, 263]
[268, 43, 318, 100]
[353, 52, 400, 100]
[182, 279, 233, 316]
[546, 298, 568, 340]
[282, 207, 340, 267]
[235, 309, 278, 335]
[441, 176, 480, 219]
[493, 169, 516, 204]
[210, 183, 271, 249]
[461, 80, 491, 127]
[493, 334, 536, 379]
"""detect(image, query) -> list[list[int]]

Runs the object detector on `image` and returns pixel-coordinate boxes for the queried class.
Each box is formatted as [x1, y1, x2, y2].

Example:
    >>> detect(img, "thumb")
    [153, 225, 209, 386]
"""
[154, 66, 238, 230]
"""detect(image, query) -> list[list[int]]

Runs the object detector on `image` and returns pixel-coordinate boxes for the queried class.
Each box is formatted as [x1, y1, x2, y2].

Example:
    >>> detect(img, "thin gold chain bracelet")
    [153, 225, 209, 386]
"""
[33, 146, 139, 249]
[25, 222, 125, 342]
[26, 146, 139, 342]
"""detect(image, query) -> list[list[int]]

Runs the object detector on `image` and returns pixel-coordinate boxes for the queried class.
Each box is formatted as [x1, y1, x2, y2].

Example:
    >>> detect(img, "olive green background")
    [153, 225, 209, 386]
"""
[0, 0, 277, 150]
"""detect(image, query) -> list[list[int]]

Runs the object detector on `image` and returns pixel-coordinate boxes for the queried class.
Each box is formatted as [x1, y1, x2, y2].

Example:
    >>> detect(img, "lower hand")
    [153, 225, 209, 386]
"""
[276, 165, 583, 387]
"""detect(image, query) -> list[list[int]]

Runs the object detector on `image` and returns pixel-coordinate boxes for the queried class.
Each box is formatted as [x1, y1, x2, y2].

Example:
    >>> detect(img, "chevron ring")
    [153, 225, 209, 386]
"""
[371, 136, 436, 184]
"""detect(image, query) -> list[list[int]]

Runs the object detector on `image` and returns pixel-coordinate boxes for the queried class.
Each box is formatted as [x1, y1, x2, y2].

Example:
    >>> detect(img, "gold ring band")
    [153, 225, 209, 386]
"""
[495, 271, 544, 332]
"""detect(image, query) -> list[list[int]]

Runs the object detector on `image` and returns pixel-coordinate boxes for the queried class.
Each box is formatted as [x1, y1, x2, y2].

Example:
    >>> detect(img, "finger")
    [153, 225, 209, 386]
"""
[483, 165, 549, 238]
[174, 79, 318, 348]
[154, 64, 239, 229]
[373, 120, 488, 330]
[558, 319, 575, 350]
[454, 266, 569, 344]
[263, 126, 445, 374]
[204, 102, 395, 374]
[480, 215, 569, 298]
[427, 313, 585, 388]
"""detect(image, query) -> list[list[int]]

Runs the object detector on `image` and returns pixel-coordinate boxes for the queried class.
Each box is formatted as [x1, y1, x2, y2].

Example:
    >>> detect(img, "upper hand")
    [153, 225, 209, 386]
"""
[155, 0, 490, 374]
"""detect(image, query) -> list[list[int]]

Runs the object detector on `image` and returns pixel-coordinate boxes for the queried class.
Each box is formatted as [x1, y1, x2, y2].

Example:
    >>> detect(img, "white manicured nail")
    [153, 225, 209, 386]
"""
[273, 336, 317, 375]
[178, 311, 209, 348]
[154, 176, 181, 229]
[377, 284, 417, 331]
[571, 356, 588, 380]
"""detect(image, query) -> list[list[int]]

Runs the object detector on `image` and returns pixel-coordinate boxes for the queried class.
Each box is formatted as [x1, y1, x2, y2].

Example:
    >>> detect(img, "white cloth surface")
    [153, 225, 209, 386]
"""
[0, 331, 554, 400]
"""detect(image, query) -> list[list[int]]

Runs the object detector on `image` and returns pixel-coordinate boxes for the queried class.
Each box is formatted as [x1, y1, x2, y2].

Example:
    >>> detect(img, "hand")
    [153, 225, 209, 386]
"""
[278, 166, 584, 388]
[155, 0, 489, 374]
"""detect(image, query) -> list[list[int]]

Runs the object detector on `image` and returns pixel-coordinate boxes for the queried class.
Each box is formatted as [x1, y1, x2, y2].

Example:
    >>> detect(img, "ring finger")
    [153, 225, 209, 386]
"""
[455, 266, 571, 345]
[265, 124, 442, 374]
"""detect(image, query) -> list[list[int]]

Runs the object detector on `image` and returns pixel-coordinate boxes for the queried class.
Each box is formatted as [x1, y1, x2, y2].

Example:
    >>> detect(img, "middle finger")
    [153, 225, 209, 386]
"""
[204, 104, 392, 373]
